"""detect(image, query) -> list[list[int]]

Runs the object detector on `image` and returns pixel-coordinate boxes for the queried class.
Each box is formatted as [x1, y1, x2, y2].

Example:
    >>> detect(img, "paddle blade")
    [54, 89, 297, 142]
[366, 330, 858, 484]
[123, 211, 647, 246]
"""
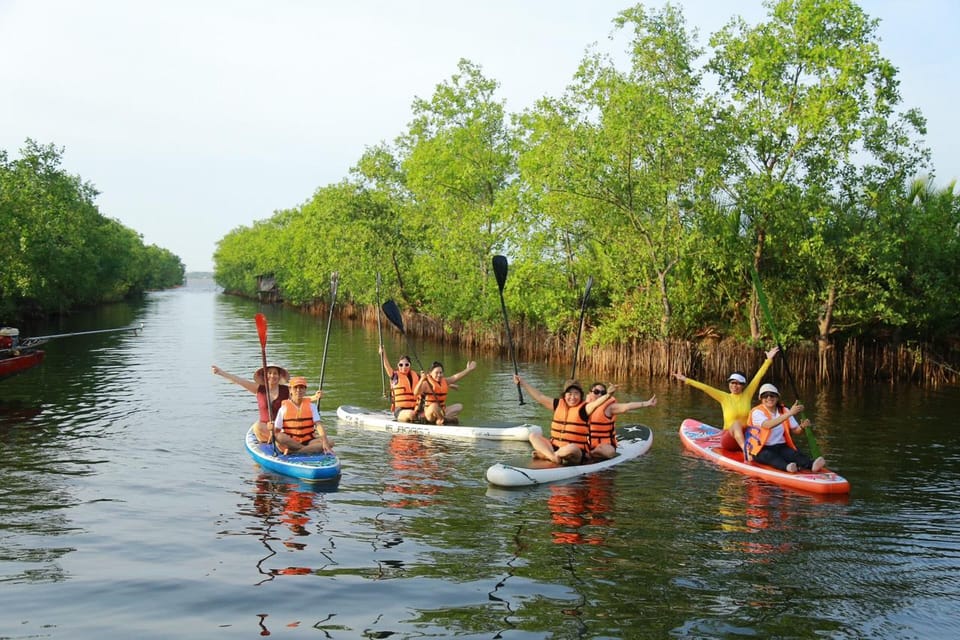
[382, 299, 405, 334]
[492, 255, 509, 291]
[255, 313, 267, 347]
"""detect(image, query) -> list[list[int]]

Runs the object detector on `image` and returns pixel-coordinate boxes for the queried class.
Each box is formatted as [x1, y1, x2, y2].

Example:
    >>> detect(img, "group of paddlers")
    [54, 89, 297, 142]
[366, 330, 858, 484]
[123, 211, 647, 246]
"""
[211, 363, 334, 455]
[673, 346, 826, 473]
[213, 342, 827, 473]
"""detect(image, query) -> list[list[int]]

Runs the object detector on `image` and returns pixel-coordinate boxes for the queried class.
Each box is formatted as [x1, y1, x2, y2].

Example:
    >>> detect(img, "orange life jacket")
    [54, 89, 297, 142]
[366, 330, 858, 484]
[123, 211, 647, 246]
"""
[745, 403, 797, 457]
[391, 370, 420, 411]
[421, 376, 449, 408]
[551, 400, 590, 452]
[588, 397, 617, 448]
[279, 399, 317, 444]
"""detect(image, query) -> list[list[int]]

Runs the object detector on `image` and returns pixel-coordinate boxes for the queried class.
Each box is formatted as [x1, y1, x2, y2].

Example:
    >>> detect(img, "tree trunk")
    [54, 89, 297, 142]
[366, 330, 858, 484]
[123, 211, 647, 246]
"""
[658, 269, 671, 339]
[817, 284, 836, 381]
[750, 231, 766, 341]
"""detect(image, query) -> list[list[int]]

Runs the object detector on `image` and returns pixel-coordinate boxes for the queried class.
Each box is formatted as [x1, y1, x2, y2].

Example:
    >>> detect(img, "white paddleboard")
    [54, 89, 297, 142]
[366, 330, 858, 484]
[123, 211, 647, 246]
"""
[336, 405, 542, 441]
[485, 425, 654, 487]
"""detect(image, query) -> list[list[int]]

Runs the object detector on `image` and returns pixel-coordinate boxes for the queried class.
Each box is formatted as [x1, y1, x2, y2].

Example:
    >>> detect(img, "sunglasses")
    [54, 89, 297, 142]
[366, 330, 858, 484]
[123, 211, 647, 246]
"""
[760, 393, 779, 399]
[398, 362, 411, 368]
[591, 388, 606, 395]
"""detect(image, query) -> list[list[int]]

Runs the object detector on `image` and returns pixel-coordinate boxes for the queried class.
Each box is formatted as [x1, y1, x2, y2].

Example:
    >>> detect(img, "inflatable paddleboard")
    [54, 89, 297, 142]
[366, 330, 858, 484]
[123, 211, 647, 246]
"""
[245, 427, 341, 482]
[485, 425, 654, 487]
[336, 405, 542, 441]
[679, 418, 849, 494]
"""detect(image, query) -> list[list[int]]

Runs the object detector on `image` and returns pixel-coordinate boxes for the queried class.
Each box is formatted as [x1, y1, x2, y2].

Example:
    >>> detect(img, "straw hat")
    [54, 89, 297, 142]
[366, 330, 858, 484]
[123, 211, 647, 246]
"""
[254, 363, 289, 385]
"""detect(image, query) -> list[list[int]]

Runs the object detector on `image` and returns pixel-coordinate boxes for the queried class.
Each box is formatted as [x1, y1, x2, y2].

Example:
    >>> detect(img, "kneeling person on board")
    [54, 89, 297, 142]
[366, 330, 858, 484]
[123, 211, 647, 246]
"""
[415, 360, 477, 425]
[744, 383, 825, 473]
[274, 377, 335, 455]
[514, 375, 608, 466]
[585, 383, 657, 461]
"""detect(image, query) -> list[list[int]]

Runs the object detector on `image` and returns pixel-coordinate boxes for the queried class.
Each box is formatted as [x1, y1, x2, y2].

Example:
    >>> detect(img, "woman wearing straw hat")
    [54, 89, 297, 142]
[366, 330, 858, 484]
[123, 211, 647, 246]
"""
[212, 362, 321, 443]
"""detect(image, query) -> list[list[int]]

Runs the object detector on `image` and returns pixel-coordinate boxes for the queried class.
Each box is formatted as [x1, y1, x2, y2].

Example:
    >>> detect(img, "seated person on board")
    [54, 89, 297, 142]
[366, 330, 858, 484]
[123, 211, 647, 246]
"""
[274, 376, 334, 455]
[744, 383, 826, 473]
[672, 346, 779, 458]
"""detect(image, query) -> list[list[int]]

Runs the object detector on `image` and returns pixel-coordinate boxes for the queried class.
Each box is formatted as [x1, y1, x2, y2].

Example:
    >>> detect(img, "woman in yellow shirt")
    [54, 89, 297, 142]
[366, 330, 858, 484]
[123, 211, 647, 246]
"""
[672, 346, 779, 458]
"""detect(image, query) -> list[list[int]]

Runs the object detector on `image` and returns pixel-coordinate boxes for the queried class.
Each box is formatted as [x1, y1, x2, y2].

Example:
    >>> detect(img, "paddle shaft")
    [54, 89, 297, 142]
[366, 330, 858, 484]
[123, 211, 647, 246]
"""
[570, 276, 594, 380]
[27, 323, 144, 341]
[375, 272, 386, 398]
[255, 313, 279, 455]
[750, 266, 821, 459]
[492, 255, 524, 405]
[318, 272, 339, 390]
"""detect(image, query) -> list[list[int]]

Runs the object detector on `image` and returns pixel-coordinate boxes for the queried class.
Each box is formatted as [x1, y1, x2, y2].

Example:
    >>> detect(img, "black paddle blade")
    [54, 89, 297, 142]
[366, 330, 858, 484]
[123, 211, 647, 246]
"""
[582, 275, 594, 307]
[492, 255, 508, 291]
[382, 299, 405, 334]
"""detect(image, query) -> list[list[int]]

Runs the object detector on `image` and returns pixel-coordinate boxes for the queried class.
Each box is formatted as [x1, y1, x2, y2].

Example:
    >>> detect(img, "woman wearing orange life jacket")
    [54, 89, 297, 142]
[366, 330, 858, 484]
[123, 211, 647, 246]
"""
[585, 383, 657, 460]
[513, 375, 610, 466]
[274, 376, 335, 455]
[414, 359, 477, 425]
[379, 346, 420, 422]
[744, 383, 826, 473]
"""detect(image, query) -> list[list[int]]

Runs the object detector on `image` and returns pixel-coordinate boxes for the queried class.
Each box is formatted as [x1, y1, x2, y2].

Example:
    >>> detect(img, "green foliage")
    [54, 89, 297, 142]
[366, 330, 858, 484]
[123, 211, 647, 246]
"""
[210, 1, 959, 349]
[0, 140, 184, 321]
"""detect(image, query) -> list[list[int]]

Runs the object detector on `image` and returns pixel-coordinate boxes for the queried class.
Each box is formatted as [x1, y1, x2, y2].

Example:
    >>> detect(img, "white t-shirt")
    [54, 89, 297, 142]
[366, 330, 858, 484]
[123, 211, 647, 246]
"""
[750, 407, 798, 446]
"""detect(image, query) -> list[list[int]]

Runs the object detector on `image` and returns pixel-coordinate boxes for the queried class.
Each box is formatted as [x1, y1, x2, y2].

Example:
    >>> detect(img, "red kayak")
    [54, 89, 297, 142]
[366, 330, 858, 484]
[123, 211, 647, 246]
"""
[679, 418, 850, 495]
[0, 350, 45, 381]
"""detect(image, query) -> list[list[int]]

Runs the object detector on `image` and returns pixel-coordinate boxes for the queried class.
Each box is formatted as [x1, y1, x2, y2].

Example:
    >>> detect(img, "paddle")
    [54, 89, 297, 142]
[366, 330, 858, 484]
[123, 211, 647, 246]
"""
[255, 312, 279, 455]
[318, 272, 339, 391]
[375, 272, 386, 399]
[381, 298, 440, 419]
[750, 265, 822, 459]
[570, 275, 594, 380]
[492, 255, 524, 405]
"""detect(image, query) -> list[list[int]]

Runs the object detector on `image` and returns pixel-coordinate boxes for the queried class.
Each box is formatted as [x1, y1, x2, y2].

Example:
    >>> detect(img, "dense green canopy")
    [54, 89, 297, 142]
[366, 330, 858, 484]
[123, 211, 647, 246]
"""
[214, 0, 959, 355]
[0, 140, 184, 321]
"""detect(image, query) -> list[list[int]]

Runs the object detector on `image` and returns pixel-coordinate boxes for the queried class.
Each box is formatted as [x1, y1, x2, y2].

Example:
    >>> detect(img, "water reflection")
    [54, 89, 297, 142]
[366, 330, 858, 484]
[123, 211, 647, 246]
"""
[0, 399, 43, 431]
[547, 475, 615, 546]
[240, 474, 338, 583]
[382, 435, 449, 509]
[715, 475, 849, 559]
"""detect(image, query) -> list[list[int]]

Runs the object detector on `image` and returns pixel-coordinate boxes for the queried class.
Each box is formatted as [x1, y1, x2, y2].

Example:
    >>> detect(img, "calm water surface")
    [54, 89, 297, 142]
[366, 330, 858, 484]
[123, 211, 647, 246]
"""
[1, 274, 958, 639]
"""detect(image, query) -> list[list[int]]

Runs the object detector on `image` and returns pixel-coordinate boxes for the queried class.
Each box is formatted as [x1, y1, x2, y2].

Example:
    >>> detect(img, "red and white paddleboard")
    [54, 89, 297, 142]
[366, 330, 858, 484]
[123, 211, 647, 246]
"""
[679, 418, 850, 495]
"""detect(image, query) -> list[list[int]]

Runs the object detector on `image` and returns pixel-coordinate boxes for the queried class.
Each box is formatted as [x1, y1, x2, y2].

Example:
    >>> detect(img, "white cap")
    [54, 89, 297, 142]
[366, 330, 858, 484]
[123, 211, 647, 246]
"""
[758, 383, 780, 398]
[727, 373, 747, 384]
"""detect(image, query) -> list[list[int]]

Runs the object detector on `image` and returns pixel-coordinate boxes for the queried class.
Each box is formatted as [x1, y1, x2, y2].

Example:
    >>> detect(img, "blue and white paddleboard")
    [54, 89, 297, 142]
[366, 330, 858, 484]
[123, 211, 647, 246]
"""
[245, 427, 341, 483]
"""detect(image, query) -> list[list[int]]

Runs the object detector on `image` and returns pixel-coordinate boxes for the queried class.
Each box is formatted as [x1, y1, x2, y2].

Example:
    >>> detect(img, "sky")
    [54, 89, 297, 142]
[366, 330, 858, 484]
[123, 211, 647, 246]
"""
[2, 0, 957, 272]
